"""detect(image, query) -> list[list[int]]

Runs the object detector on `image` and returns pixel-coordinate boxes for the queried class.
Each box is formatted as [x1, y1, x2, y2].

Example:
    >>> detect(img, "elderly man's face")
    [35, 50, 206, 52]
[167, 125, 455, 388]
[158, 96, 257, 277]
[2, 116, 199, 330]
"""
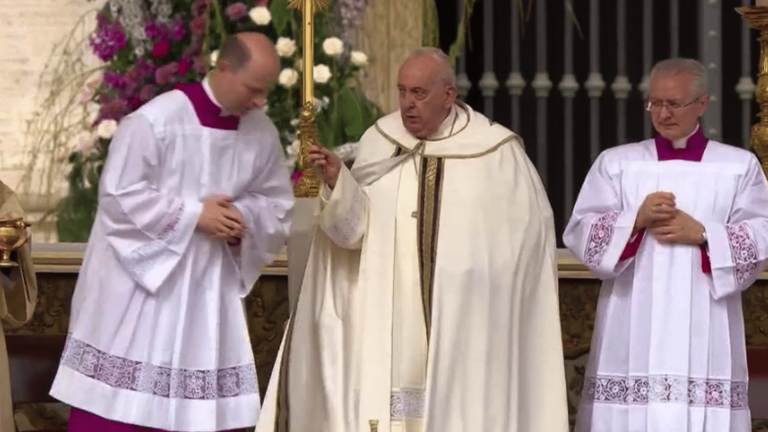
[397, 57, 456, 139]
[647, 72, 708, 142]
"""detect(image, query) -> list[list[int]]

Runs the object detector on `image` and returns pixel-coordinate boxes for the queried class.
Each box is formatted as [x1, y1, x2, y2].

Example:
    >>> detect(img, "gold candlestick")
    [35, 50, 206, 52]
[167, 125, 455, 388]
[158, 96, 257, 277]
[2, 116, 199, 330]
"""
[738, 6, 768, 174]
[369, 419, 379, 432]
[288, 0, 329, 197]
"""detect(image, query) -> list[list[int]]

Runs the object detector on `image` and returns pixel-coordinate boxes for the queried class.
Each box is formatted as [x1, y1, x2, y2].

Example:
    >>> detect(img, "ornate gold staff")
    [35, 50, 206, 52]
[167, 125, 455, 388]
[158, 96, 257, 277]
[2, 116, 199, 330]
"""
[738, 5, 768, 175]
[288, 0, 329, 197]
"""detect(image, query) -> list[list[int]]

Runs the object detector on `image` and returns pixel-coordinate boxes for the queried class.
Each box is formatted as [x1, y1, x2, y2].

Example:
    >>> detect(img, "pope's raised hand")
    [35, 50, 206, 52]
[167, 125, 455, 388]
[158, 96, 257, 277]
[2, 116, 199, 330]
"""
[309, 145, 342, 189]
[196, 195, 247, 240]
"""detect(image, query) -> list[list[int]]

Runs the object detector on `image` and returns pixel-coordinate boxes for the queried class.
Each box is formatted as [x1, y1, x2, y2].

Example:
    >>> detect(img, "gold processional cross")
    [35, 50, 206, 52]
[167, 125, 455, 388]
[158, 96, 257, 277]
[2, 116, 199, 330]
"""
[288, 0, 328, 198]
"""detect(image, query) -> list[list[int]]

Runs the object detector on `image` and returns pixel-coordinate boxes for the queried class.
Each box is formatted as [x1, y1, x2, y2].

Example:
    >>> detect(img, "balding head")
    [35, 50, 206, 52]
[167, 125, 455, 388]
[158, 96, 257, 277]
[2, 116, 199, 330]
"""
[210, 32, 279, 116]
[403, 47, 457, 87]
[397, 47, 458, 138]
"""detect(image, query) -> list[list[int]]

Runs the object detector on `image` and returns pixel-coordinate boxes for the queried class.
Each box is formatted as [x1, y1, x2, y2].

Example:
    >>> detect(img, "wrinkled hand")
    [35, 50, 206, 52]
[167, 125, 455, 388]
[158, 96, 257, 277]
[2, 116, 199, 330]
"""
[648, 210, 705, 245]
[196, 195, 247, 240]
[308, 145, 342, 189]
[635, 192, 676, 230]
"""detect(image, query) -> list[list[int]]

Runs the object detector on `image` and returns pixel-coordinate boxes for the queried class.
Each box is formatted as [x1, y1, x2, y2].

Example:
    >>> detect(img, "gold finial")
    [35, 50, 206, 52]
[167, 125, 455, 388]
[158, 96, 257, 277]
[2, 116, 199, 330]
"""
[288, 0, 329, 197]
[369, 419, 379, 432]
[738, 6, 768, 176]
[287, 0, 330, 10]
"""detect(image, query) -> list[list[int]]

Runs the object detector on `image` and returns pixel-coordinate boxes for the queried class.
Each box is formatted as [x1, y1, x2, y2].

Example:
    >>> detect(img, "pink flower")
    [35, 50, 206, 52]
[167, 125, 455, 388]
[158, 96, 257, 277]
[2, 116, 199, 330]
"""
[225, 2, 248, 20]
[152, 40, 170, 59]
[155, 62, 179, 85]
[139, 84, 157, 101]
[192, 0, 212, 17]
[190, 16, 208, 35]
[178, 58, 191, 76]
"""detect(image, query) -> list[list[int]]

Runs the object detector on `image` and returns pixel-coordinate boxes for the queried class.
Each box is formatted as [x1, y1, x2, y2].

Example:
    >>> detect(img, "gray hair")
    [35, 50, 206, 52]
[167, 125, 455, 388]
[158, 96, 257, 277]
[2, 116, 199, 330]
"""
[649, 58, 708, 98]
[404, 47, 457, 87]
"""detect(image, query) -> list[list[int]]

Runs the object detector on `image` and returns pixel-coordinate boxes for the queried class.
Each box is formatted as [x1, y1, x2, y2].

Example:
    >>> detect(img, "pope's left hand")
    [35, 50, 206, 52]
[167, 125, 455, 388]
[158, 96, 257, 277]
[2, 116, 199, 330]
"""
[648, 210, 705, 245]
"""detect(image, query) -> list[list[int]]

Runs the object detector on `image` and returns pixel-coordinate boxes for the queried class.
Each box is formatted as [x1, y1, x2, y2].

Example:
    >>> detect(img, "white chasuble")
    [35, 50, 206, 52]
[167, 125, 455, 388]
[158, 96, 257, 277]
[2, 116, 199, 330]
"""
[49, 82, 294, 432]
[564, 138, 768, 432]
[256, 103, 570, 432]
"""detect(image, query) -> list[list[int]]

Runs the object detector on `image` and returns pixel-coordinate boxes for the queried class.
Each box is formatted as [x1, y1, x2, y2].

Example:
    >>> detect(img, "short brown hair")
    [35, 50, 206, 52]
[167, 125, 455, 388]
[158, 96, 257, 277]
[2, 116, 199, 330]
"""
[217, 36, 251, 71]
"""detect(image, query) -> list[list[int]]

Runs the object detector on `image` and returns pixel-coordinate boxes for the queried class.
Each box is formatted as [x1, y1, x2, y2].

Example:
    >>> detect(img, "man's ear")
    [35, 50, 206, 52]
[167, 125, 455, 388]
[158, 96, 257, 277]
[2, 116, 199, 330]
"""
[446, 85, 458, 107]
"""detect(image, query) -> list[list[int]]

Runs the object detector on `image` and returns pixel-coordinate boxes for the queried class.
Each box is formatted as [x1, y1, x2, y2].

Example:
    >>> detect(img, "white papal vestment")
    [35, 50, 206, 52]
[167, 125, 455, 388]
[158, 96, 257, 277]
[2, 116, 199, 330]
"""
[257, 103, 570, 432]
[49, 81, 294, 432]
[564, 136, 768, 432]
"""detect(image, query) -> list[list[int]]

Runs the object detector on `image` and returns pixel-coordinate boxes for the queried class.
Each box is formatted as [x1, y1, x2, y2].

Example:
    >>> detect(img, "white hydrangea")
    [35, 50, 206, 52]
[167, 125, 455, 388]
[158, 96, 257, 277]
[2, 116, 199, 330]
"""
[275, 37, 297, 57]
[249, 7, 271, 25]
[279, 68, 299, 88]
[313, 64, 332, 84]
[322, 37, 344, 57]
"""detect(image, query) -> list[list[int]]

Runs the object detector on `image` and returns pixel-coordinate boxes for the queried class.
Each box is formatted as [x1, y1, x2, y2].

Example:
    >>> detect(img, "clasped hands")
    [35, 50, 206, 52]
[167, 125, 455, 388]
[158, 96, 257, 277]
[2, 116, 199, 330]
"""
[635, 192, 705, 245]
[196, 195, 246, 242]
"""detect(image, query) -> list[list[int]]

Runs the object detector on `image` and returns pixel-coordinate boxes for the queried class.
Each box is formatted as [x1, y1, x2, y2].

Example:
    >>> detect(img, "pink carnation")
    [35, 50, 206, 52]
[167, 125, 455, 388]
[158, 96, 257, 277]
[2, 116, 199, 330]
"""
[225, 2, 248, 20]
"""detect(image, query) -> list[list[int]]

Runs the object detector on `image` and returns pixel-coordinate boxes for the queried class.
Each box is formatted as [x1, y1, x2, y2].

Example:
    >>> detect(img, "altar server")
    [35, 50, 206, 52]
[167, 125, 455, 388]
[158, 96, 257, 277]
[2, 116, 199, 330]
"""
[564, 58, 768, 432]
[49, 33, 293, 432]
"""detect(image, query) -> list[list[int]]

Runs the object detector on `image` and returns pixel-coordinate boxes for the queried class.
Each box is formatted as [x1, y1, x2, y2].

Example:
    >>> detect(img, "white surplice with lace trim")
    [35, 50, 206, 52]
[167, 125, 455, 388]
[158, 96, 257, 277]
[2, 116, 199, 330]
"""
[563, 140, 768, 432]
[48, 83, 294, 431]
[256, 103, 569, 432]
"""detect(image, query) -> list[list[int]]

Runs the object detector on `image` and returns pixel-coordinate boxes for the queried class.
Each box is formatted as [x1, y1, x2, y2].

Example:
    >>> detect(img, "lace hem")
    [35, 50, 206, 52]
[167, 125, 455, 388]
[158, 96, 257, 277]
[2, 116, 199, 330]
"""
[61, 335, 257, 400]
[726, 222, 759, 285]
[584, 211, 620, 268]
[391, 389, 425, 420]
[582, 375, 748, 409]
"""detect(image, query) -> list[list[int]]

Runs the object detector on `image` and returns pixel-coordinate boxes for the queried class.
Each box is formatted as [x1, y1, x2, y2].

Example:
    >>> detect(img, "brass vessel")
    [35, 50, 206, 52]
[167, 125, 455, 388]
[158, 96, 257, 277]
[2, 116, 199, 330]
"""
[0, 218, 29, 267]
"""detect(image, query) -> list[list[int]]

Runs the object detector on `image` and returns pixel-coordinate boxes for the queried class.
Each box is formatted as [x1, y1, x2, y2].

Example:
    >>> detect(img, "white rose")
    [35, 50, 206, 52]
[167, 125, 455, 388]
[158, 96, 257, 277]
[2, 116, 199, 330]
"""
[275, 37, 297, 57]
[73, 131, 97, 153]
[350, 51, 369, 67]
[209, 50, 219, 66]
[96, 119, 118, 139]
[279, 68, 299, 88]
[313, 64, 332, 84]
[249, 7, 271, 25]
[322, 37, 344, 57]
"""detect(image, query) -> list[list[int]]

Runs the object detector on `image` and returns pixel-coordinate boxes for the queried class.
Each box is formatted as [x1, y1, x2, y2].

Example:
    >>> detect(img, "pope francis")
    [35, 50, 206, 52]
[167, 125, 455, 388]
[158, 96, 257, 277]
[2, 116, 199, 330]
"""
[257, 48, 569, 432]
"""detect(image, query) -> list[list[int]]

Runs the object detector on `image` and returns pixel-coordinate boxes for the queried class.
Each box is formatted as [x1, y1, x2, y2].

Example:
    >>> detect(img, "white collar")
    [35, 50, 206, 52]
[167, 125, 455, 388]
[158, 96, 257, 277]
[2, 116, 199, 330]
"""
[430, 106, 458, 139]
[673, 124, 700, 149]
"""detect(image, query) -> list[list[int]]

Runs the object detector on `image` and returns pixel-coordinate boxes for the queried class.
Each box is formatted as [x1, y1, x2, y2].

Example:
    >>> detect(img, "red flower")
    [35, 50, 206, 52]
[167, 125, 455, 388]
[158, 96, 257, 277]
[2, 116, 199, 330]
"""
[128, 97, 141, 109]
[178, 58, 190, 76]
[174, 83, 187, 90]
[151, 40, 170, 58]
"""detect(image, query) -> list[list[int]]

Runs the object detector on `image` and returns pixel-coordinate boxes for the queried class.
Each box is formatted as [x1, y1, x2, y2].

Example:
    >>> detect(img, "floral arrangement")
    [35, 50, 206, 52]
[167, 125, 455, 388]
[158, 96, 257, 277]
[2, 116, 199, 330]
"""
[54, 0, 381, 242]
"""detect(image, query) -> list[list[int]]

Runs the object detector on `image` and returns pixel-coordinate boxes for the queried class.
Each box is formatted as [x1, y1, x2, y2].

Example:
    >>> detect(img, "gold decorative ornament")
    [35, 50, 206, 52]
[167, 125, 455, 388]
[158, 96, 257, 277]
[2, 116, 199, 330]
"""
[737, 6, 768, 174]
[369, 420, 379, 432]
[288, 0, 331, 198]
[0, 218, 30, 267]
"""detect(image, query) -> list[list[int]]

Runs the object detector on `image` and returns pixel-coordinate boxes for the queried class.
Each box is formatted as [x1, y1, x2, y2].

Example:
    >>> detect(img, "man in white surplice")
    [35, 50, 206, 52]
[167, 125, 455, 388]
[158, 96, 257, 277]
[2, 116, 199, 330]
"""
[564, 58, 768, 432]
[256, 48, 569, 432]
[49, 33, 293, 432]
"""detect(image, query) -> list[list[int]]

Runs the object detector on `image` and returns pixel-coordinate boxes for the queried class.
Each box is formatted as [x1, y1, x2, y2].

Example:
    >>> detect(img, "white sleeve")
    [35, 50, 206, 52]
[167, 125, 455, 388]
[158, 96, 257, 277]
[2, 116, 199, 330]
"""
[99, 114, 202, 293]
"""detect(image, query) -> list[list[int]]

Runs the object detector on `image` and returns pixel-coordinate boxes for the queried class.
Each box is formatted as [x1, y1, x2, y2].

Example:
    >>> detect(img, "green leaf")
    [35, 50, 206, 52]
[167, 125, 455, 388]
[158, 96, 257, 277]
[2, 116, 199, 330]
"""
[270, 0, 291, 35]
[337, 87, 371, 142]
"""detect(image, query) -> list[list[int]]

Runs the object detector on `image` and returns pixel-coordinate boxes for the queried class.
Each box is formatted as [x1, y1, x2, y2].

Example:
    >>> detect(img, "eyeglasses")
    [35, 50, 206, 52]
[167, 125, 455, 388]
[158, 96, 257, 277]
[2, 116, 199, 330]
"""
[643, 97, 702, 112]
